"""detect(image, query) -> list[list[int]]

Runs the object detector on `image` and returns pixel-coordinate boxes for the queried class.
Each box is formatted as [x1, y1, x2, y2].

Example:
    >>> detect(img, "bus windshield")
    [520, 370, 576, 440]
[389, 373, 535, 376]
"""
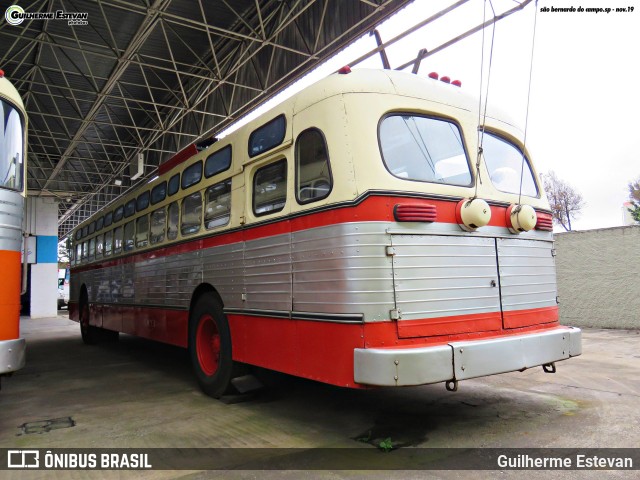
[379, 114, 471, 186]
[0, 98, 24, 191]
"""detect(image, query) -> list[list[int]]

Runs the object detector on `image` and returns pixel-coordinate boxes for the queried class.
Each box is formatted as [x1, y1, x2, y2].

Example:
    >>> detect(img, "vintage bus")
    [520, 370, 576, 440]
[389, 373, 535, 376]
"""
[0, 69, 27, 386]
[68, 68, 581, 397]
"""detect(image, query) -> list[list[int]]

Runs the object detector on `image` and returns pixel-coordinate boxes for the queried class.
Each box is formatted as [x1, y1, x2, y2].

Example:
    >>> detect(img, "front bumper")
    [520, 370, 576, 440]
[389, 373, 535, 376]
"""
[0, 338, 26, 375]
[354, 327, 581, 387]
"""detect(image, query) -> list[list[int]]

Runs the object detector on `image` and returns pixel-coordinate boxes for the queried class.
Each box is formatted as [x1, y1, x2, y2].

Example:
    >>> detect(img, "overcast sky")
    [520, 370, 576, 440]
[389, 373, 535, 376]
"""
[224, 0, 639, 231]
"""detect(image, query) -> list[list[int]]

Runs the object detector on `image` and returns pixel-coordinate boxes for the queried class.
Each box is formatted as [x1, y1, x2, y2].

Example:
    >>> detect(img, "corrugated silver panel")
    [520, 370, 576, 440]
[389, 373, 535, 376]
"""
[202, 242, 244, 309]
[292, 223, 394, 320]
[0, 189, 23, 252]
[497, 238, 557, 312]
[391, 235, 500, 320]
[244, 234, 291, 311]
[164, 250, 202, 308]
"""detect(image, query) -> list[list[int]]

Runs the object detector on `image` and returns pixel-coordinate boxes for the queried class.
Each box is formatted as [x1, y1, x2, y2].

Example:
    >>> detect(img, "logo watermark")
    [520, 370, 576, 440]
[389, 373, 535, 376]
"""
[4, 5, 88, 26]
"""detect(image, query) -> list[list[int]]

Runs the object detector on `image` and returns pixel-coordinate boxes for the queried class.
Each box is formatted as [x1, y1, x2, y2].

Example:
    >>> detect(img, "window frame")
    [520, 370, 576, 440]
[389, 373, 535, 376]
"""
[481, 130, 540, 198]
[151, 181, 167, 205]
[137, 191, 150, 212]
[204, 179, 232, 230]
[150, 207, 166, 245]
[168, 173, 180, 196]
[167, 201, 179, 241]
[248, 114, 287, 158]
[295, 127, 333, 205]
[180, 191, 203, 236]
[181, 160, 203, 190]
[378, 113, 473, 188]
[204, 145, 232, 178]
[124, 199, 136, 218]
[252, 158, 288, 217]
[123, 220, 135, 251]
[135, 214, 149, 248]
[114, 205, 124, 222]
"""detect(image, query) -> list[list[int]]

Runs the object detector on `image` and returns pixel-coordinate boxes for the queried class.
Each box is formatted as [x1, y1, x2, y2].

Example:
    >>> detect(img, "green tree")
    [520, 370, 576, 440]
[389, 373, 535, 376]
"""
[541, 171, 584, 231]
[628, 178, 640, 223]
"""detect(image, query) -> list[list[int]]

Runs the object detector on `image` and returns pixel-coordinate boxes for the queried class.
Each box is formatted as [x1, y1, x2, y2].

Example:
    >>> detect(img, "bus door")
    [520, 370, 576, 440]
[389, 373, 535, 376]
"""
[389, 234, 502, 338]
[495, 237, 558, 329]
[390, 234, 558, 337]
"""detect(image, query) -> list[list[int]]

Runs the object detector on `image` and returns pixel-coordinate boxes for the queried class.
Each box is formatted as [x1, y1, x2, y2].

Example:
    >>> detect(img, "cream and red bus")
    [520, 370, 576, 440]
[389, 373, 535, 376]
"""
[0, 69, 27, 386]
[68, 68, 581, 397]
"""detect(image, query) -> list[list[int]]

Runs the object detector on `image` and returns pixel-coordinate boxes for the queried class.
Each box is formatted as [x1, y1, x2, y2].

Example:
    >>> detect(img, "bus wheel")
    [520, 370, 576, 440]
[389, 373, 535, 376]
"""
[80, 301, 99, 345]
[189, 294, 234, 398]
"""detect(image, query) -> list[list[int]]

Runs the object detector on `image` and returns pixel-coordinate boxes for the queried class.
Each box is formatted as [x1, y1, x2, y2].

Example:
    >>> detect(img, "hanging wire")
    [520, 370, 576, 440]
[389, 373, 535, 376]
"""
[517, 0, 539, 205]
[474, 0, 497, 199]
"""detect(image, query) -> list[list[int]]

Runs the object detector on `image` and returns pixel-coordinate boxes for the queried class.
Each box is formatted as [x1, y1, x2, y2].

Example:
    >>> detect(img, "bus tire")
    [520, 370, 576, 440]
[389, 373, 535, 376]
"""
[79, 300, 99, 345]
[189, 294, 235, 398]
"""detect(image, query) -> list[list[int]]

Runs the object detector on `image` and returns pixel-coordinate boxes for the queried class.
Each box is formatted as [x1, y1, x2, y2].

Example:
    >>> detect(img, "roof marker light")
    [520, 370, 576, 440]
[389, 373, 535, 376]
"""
[440, 76, 451, 84]
[0, 70, 4, 78]
[428, 72, 439, 80]
[452, 80, 462, 87]
[338, 65, 352, 74]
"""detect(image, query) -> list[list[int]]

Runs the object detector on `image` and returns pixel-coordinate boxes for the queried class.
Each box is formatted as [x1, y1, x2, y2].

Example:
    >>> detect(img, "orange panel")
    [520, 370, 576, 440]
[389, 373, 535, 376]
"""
[0, 250, 21, 340]
[503, 306, 559, 329]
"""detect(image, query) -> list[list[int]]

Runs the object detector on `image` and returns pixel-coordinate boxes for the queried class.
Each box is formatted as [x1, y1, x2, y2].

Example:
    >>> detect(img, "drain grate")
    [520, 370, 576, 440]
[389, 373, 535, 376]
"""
[18, 417, 75, 435]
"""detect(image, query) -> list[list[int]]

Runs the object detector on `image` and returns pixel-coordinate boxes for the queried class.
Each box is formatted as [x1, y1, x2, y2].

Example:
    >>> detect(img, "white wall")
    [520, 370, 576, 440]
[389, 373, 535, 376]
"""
[555, 225, 639, 329]
[25, 196, 59, 318]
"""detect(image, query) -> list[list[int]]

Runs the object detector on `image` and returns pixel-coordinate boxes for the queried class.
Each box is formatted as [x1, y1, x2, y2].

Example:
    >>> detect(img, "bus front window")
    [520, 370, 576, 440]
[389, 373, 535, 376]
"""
[0, 99, 24, 191]
[379, 114, 471, 186]
[482, 132, 538, 197]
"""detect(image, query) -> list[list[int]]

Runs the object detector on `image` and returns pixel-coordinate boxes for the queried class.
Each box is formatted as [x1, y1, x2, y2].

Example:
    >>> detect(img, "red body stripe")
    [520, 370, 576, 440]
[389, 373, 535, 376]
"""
[158, 144, 198, 175]
[72, 196, 551, 275]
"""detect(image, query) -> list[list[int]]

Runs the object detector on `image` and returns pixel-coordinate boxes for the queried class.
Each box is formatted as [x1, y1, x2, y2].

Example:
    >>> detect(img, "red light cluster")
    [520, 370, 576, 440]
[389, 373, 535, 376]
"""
[394, 203, 437, 222]
[428, 72, 461, 87]
[535, 212, 553, 231]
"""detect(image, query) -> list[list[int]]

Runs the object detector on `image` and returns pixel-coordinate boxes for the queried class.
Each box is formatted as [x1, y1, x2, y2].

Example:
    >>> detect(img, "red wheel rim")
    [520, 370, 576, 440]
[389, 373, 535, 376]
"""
[196, 314, 220, 376]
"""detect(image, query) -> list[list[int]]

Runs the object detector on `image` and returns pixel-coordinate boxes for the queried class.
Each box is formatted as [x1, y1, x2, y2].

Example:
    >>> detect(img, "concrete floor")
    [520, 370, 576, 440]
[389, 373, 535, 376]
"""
[1, 315, 638, 479]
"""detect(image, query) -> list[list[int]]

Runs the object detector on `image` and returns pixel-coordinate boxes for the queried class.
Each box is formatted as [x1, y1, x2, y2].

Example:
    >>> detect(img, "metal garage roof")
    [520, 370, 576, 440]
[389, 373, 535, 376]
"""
[1, 0, 413, 239]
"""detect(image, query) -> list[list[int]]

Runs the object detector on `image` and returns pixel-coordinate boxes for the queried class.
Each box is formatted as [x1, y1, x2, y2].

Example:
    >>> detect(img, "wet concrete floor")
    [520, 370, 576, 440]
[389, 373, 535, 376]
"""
[1, 315, 638, 479]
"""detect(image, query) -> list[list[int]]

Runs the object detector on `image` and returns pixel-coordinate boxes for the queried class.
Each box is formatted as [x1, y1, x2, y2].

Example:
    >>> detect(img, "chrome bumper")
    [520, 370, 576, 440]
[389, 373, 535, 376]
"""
[354, 327, 581, 387]
[0, 338, 26, 375]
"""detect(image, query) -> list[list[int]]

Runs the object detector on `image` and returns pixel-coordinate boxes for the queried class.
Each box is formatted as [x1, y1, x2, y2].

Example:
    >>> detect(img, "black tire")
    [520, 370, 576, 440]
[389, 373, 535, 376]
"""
[79, 298, 99, 345]
[99, 328, 119, 342]
[189, 294, 236, 398]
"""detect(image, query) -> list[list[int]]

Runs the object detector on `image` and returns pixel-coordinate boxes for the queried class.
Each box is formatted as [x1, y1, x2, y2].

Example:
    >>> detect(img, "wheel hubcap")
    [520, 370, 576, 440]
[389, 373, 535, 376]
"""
[196, 314, 220, 376]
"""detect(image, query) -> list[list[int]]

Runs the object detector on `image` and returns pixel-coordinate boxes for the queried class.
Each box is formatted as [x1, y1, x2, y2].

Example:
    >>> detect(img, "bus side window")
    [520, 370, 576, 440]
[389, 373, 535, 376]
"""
[167, 202, 179, 241]
[150, 208, 166, 244]
[205, 179, 231, 230]
[76, 243, 82, 263]
[96, 233, 103, 258]
[104, 230, 113, 256]
[88, 237, 96, 260]
[113, 226, 123, 254]
[181, 192, 202, 236]
[295, 128, 332, 203]
[124, 221, 135, 251]
[253, 159, 287, 216]
[82, 241, 87, 260]
[136, 215, 149, 248]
